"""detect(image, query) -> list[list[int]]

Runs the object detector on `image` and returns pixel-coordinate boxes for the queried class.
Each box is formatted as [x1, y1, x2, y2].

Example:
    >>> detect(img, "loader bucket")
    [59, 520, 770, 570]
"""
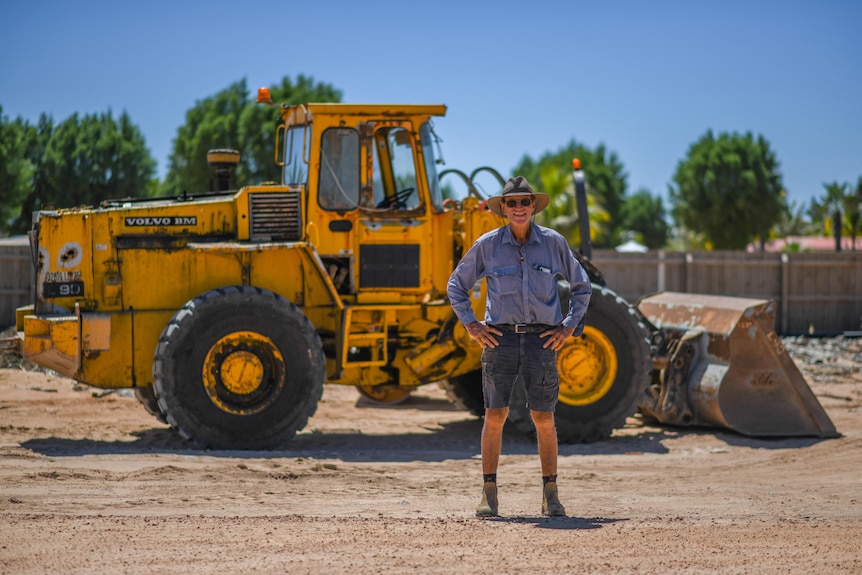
[637, 291, 838, 438]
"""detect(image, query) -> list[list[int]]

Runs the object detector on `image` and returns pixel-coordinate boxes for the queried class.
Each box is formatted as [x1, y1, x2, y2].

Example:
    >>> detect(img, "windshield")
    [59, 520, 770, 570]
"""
[371, 126, 421, 211]
[283, 125, 309, 186]
[420, 122, 443, 212]
[318, 127, 360, 210]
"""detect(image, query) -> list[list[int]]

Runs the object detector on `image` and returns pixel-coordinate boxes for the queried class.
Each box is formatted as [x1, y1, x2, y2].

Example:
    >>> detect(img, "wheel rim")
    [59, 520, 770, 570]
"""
[357, 385, 412, 404]
[202, 331, 286, 415]
[557, 325, 618, 406]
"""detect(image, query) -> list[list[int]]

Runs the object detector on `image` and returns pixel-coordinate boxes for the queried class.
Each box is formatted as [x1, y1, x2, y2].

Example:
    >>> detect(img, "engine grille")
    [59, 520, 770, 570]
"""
[359, 244, 420, 288]
[249, 192, 302, 241]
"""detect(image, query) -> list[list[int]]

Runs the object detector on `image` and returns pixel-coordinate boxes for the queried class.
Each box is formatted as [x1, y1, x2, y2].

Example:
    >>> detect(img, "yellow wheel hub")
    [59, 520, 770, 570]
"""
[219, 351, 264, 395]
[557, 325, 618, 406]
[202, 331, 285, 415]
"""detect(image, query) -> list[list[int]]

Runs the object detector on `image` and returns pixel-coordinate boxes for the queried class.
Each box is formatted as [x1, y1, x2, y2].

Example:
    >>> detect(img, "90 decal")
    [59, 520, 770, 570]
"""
[43, 281, 85, 298]
[39, 241, 86, 299]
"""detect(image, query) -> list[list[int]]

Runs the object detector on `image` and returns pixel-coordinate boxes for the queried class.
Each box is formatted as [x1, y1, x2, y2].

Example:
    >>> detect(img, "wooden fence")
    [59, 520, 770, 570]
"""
[1, 238, 860, 335]
[0, 237, 31, 331]
[589, 249, 862, 335]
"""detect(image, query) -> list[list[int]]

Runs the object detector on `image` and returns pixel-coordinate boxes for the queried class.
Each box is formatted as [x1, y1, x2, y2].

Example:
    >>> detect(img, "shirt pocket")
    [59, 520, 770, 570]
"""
[489, 264, 519, 295]
[528, 265, 560, 304]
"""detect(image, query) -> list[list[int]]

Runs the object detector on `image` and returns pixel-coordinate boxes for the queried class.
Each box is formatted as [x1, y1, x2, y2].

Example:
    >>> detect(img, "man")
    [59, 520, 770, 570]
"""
[446, 175, 591, 517]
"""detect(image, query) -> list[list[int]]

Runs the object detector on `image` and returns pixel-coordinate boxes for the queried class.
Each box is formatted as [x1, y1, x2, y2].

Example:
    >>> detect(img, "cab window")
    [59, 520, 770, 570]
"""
[283, 125, 309, 186]
[420, 122, 444, 212]
[371, 126, 421, 211]
[318, 127, 360, 211]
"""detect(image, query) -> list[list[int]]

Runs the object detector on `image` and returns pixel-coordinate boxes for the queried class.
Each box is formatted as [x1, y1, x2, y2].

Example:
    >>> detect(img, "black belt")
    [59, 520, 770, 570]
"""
[490, 323, 554, 334]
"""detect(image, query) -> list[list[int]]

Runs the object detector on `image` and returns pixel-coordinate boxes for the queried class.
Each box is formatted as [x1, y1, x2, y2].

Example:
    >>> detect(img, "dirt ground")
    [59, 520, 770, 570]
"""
[1, 337, 860, 574]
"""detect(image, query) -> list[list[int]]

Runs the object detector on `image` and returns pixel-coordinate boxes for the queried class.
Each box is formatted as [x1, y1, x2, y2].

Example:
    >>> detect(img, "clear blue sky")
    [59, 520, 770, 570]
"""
[2, 0, 860, 209]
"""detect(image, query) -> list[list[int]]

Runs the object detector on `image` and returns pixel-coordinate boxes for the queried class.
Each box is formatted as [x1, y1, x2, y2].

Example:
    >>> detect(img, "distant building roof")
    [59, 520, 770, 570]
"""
[0, 236, 29, 246]
[615, 239, 648, 253]
[748, 236, 862, 252]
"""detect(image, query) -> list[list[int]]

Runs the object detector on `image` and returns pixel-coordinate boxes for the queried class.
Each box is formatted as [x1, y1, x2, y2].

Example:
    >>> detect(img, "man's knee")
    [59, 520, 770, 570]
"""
[530, 410, 555, 428]
[484, 407, 508, 428]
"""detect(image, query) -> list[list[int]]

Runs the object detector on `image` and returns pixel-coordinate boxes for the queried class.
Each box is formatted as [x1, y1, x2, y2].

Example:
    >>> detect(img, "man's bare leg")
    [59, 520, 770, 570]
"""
[531, 410, 558, 476]
[531, 409, 566, 516]
[477, 407, 508, 516]
[481, 407, 509, 474]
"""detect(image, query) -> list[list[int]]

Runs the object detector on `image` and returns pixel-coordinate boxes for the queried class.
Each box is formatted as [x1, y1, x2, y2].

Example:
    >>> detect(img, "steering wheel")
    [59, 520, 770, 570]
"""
[377, 187, 415, 209]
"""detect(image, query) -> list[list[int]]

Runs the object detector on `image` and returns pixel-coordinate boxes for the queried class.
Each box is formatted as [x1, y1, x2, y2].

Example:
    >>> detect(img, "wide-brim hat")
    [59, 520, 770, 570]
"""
[486, 175, 550, 217]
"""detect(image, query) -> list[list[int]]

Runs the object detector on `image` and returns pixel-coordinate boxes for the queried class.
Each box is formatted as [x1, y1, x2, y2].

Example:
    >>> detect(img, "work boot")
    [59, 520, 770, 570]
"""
[476, 481, 499, 517]
[542, 481, 566, 517]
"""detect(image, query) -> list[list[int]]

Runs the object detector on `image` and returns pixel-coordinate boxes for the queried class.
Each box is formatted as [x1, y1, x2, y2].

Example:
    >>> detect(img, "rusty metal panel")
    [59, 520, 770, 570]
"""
[638, 291, 839, 438]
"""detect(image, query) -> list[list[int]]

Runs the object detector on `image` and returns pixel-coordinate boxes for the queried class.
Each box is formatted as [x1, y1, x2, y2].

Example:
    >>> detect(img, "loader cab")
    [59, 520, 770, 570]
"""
[312, 122, 443, 214]
[273, 103, 451, 303]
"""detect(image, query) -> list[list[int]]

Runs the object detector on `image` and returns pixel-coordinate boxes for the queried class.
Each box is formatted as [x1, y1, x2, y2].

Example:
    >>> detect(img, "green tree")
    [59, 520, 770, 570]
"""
[772, 198, 808, 251]
[0, 107, 34, 235]
[821, 181, 848, 251]
[841, 177, 862, 251]
[670, 130, 785, 250]
[161, 80, 248, 196]
[532, 163, 610, 248]
[162, 75, 342, 196]
[42, 111, 155, 207]
[620, 188, 669, 249]
[238, 74, 342, 184]
[11, 114, 54, 234]
[7, 110, 154, 234]
[807, 196, 829, 236]
[513, 140, 627, 247]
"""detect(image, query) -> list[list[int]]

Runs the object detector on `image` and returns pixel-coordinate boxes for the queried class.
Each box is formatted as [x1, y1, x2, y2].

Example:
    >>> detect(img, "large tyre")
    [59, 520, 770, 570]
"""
[134, 385, 167, 424]
[153, 286, 325, 449]
[508, 284, 651, 443]
[439, 370, 485, 417]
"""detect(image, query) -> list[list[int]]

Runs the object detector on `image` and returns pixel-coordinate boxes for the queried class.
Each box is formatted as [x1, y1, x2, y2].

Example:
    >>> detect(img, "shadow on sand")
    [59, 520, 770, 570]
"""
[480, 515, 627, 531]
[19, 392, 831, 461]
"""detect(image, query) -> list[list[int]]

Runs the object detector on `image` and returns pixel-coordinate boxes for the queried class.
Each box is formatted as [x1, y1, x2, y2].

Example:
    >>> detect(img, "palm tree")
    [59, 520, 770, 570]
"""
[534, 164, 609, 249]
[843, 176, 862, 251]
[773, 199, 808, 250]
[821, 181, 848, 251]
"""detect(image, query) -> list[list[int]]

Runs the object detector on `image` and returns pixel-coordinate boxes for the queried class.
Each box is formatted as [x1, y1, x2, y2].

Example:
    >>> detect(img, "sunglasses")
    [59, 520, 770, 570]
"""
[505, 197, 533, 208]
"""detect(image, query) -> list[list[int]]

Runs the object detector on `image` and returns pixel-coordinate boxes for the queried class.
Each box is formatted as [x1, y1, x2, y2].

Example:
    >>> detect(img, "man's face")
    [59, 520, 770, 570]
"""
[501, 195, 535, 226]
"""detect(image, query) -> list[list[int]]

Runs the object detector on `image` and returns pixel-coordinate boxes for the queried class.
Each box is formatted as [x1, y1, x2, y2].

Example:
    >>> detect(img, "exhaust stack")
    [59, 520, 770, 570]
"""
[207, 149, 240, 192]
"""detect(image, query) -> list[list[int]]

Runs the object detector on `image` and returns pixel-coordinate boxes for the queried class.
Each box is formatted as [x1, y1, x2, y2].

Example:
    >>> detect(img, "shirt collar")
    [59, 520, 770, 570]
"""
[502, 223, 542, 247]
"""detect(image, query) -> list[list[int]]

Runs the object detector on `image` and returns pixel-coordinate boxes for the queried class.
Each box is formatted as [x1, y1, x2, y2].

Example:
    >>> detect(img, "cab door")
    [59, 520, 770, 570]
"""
[313, 119, 433, 301]
[355, 122, 427, 297]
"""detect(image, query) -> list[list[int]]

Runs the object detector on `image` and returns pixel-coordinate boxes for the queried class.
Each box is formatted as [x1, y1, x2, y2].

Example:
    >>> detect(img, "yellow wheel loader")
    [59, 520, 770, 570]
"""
[15, 92, 837, 448]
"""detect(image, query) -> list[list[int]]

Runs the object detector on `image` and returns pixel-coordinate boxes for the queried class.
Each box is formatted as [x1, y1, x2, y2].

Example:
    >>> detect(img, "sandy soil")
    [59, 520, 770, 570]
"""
[1, 338, 860, 574]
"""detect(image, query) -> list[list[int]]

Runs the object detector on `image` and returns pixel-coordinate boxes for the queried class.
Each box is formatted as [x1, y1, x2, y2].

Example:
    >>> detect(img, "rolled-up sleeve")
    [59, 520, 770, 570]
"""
[558, 240, 592, 336]
[447, 244, 483, 326]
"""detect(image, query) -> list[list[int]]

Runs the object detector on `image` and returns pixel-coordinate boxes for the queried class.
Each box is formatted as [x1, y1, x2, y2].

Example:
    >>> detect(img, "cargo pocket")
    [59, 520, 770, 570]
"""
[481, 358, 497, 408]
[540, 348, 560, 406]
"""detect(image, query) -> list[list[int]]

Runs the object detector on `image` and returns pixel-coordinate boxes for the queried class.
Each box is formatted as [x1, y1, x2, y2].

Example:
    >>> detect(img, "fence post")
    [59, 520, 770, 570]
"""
[781, 253, 789, 334]
[657, 250, 666, 292]
[685, 252, 693, 293]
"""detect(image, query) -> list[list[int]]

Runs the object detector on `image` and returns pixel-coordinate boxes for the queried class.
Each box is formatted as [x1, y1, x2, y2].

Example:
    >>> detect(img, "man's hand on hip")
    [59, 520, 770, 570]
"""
[465, 321, 503, 349]
[539, 325, 575, 351]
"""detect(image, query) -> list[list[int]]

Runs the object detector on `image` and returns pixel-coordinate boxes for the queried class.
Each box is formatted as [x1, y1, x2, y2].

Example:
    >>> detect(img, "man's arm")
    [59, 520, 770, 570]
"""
[558, 240, 592, 336]
[446, 249, 481, 327]
[446, 239, 503, 348]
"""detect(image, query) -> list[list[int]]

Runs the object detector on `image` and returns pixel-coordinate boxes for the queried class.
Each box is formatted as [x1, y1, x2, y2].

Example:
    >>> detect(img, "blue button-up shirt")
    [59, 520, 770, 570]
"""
[447, 223, 592, 335]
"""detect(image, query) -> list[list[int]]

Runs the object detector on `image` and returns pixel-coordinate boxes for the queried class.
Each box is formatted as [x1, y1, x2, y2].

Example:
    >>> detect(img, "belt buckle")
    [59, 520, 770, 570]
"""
[514, 324, 527, 334]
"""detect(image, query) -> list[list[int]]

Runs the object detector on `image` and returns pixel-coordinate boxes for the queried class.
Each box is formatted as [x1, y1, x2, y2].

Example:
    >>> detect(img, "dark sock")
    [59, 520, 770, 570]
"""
[542, 474, 557, 485]
[483, 473, 497, 484]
